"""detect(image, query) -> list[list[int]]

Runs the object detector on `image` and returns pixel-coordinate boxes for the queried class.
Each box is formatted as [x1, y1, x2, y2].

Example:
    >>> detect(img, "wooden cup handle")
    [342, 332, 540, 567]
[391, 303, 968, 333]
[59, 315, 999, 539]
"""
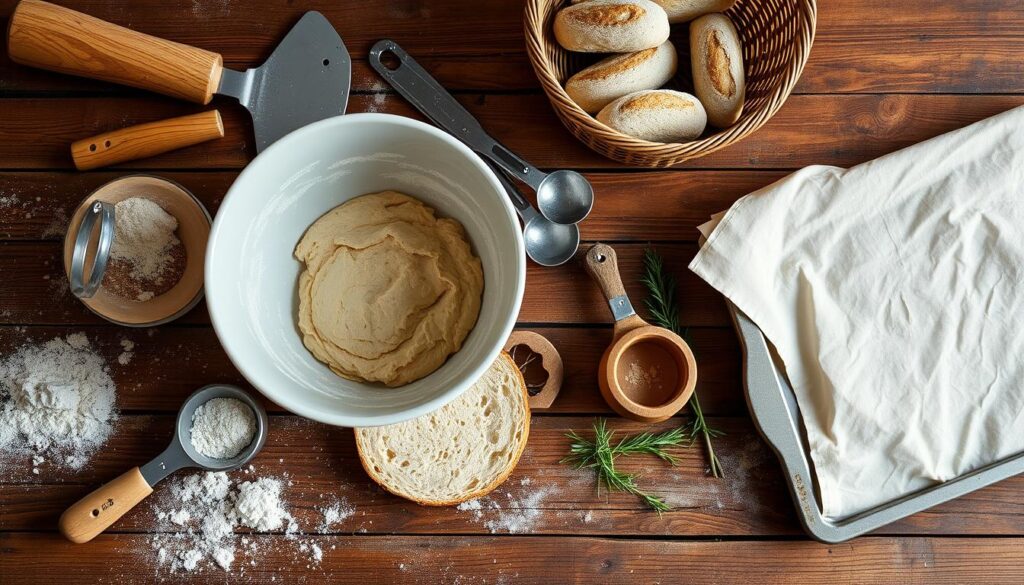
[7, 0, 223, 104]
[584, 243, 628, 301]
[71, 110, 225, 170]
[58, 466, 153, 544]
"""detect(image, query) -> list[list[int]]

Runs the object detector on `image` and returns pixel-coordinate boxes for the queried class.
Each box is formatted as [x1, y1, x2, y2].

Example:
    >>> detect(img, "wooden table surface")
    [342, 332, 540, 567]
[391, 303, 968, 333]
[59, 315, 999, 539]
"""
[2, 0, 1023, 583]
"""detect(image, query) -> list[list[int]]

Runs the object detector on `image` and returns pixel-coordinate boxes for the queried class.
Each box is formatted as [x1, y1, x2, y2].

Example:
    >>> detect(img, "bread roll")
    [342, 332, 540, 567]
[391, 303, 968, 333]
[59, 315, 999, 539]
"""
[554, 0, 670, 53]
[597, 89, 707, 142]
[574, 0, 736, 23]
[565, 41, 678, 114]
[354, 353, 530, 506]
[690, 13, 745, 127]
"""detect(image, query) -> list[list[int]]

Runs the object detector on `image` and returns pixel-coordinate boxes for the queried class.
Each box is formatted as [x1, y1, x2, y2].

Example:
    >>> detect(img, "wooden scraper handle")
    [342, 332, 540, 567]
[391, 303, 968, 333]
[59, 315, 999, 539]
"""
[71, 110, 224, 170]
[59, 466, 153, 544]
[7, 0, 224, 104]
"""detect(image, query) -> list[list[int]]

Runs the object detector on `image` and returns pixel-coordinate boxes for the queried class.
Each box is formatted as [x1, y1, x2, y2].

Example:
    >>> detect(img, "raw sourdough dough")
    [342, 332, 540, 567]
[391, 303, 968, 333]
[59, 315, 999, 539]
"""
[294, 191, 483, 387]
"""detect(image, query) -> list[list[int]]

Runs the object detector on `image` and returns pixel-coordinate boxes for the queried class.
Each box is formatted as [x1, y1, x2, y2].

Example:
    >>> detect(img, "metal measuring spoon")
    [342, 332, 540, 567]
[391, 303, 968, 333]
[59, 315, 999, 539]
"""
[369, 39, 594, 226]
[483, 159, 579, 267]
[58, 385, 268, 543]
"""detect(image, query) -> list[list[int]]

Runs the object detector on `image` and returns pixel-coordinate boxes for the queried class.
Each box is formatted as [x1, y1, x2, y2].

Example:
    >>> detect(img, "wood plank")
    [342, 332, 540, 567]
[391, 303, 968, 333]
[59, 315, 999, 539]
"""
[1, 95, 1023, 170]
[4, 416, 1024, 537]
[0, 325, 745, 416]
[3, 533, 1024, 584]
[2, 0, 1023, 95]
[0, 242, 733, 326]
[0, 170, 784, 243]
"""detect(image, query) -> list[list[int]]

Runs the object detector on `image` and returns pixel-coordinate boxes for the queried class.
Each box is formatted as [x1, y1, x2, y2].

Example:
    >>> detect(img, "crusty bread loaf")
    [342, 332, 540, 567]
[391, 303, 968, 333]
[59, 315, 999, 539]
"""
[354, 353, 530, 506]
[573, 0, 735, 23]
[690, 13, 745, 128]
[597, 89, 707, 142]
[554, 0, 670, 53]
[565, 41, 678, 114]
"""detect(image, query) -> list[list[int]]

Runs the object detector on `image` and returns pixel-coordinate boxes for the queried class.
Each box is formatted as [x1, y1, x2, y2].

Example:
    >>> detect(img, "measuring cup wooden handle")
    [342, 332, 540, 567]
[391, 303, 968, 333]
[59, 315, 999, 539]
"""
[584, 244, 647, 335]
[7, 0, 223, 104]
[584, 243, 627, 299]
[59, 466, 153, 544]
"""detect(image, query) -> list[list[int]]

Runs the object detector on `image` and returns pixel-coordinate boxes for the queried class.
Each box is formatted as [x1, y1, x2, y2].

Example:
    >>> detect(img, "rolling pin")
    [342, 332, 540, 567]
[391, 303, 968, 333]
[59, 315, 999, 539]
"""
[71, 111, 224, 170]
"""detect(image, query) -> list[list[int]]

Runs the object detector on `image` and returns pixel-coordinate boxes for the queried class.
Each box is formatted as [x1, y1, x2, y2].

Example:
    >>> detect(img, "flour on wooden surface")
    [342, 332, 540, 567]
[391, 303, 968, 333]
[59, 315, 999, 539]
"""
[455, 479, 558, 534]
[150, 470, 328, 574]
[0, 333, 117, 474]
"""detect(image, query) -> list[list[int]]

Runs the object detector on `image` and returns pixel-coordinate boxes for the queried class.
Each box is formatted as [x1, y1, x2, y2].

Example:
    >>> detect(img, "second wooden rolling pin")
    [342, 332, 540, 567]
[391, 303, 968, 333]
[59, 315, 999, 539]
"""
[71, 110, 224, 170]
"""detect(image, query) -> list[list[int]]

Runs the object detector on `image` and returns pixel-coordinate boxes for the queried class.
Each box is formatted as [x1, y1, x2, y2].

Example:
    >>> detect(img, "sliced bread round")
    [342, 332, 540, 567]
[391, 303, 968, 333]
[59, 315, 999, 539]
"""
[354, 353, 530, 506]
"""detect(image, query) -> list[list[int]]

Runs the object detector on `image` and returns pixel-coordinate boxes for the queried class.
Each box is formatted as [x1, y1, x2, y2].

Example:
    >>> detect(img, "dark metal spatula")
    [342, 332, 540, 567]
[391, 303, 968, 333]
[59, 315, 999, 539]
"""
[7, 0, 351, 152]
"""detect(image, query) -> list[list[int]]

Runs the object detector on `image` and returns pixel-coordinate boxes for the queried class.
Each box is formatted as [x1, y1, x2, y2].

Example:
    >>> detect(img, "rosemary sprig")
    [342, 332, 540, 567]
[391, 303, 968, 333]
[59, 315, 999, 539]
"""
[562, 418, 687, 512]
[641, 248, 725, 478]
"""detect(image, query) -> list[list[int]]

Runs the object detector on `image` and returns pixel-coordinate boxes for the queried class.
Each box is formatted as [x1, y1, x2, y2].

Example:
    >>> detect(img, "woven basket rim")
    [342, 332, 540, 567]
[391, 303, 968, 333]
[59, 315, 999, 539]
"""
[524, 0, 818, 166]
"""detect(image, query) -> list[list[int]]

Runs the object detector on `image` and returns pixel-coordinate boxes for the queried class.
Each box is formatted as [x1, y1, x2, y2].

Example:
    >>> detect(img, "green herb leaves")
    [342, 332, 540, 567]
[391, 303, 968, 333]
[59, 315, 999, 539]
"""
[641, 248, 724, 478]
[562, 418, 687, 512]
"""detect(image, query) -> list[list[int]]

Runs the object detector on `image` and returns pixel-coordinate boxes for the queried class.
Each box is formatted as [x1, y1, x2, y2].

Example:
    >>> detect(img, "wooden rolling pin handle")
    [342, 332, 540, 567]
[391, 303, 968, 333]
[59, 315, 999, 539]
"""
[59, 466, 153, 544]
[7, 0, 223, 104]
[71, 110, 225, 170]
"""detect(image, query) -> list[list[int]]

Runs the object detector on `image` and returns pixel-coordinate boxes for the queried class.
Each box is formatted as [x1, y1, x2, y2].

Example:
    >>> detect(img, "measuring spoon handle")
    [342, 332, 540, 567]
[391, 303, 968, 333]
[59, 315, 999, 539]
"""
[368, 39, 546, 189]
[58, 466, 154, 543]
[481, 158, 534, 217]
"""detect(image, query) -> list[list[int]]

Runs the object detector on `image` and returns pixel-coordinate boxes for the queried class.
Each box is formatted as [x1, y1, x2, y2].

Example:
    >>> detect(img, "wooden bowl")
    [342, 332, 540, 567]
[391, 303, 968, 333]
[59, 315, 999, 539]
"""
[524, 0, 817, 167]
[62, 175, 210, 326]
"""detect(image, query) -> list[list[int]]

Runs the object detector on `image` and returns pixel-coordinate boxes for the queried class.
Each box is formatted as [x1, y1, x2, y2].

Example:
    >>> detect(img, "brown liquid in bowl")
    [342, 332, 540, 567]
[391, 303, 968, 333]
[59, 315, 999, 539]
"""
[616, 340, 681, 407]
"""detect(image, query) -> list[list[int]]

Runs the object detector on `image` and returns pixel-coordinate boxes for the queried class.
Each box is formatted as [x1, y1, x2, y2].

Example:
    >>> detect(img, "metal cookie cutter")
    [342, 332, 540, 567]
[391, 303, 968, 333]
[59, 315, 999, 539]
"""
[69, 200, 115, 298]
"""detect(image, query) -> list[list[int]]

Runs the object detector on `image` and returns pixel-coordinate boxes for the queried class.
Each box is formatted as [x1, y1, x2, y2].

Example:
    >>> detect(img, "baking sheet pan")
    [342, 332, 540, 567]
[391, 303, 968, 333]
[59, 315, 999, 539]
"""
[727, 301, 1024, 543]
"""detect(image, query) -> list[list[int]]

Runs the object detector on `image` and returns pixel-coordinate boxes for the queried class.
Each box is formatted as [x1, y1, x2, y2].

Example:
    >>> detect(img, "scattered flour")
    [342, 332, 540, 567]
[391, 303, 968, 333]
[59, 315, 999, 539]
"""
[318, 497, 355, 531]
[365, 92, 387, 113]
[150, 471, 325, 574]
[0, 333, 117, 472]
[456, 480, 557, 534]
[190, 397, 256, 459]
[110, 197, 180, 281]
[117, 339, 135, 366]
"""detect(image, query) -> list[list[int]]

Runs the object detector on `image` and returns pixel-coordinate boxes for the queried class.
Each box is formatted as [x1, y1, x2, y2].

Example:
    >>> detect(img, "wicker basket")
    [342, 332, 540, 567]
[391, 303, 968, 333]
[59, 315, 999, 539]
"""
[524, 0, 817, 167]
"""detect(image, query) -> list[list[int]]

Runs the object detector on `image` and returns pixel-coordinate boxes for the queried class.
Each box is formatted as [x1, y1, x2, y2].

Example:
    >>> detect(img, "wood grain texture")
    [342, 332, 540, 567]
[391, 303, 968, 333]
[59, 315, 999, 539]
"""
[0, 242, 731, 326]
[71, 110, 224, 170]
[2, 533, 1023, 584]
[0, 170, 787, 242]
[2, 0, 1023, 94]
[7, 0, 223, 103]
[1, 95, 1023, 170]
[3, 416, 1024, 537]
[0, 325, 745, 415]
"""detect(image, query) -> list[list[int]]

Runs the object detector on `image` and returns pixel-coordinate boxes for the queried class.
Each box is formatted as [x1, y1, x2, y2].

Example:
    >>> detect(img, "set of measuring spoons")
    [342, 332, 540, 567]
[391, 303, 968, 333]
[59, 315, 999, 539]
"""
[370, 40, 591, 267]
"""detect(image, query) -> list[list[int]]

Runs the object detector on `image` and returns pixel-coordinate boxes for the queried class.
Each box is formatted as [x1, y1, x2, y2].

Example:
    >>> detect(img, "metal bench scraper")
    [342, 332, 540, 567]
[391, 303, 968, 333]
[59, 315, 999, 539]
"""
[7, 0, 351, 152]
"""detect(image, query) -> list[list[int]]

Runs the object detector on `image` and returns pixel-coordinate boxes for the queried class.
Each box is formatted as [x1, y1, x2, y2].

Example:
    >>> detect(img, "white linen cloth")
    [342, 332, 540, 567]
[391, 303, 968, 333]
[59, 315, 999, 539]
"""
[689, 106, 1024, 519]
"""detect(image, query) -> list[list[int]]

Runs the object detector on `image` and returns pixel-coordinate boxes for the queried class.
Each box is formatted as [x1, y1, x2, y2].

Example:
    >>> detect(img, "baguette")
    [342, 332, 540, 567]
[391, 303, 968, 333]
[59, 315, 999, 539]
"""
[597, 89, 707, 142]
[554, 0, 670, 53]
[565, 41, 678, 114]
[689, 13, 745, 127]
[354, 353, 530, 506]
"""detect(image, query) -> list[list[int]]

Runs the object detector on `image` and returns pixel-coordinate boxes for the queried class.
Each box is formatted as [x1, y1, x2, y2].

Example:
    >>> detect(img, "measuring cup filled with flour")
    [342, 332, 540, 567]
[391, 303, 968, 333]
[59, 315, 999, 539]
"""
[58, 384, 268, 544]
[62, 175, 211, 326]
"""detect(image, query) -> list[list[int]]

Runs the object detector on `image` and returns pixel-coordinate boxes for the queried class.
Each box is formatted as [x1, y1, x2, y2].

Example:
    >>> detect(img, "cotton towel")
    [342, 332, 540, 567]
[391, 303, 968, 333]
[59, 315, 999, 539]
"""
[690, 106, 1024, 519]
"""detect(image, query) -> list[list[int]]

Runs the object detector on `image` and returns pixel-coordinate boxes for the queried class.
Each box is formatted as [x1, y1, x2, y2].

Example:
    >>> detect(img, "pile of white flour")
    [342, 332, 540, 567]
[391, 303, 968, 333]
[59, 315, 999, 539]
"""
[0, 333, 117, 471]
[110, 197, 180, 282]
[190, 397, 256, 459]
[150, 470, 328, 574]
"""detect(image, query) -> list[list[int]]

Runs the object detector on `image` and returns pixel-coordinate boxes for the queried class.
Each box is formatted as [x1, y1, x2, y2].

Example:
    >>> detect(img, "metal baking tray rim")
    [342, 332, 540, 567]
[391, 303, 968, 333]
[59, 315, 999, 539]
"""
[728, 301, 1024, 543]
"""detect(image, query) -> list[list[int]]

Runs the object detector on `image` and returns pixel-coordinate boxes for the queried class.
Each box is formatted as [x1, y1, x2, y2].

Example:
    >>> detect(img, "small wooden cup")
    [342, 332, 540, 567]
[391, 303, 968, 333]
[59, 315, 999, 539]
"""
[62, 175, 210, 326]
[504, 330, 564, 409]
[584, 244, 697, 423]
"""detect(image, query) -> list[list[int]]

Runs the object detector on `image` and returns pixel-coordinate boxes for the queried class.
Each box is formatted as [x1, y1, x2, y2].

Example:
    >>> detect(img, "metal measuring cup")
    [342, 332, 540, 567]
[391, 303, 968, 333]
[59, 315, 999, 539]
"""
[63, 175, 211, 326]
[58, 385, 269, 544]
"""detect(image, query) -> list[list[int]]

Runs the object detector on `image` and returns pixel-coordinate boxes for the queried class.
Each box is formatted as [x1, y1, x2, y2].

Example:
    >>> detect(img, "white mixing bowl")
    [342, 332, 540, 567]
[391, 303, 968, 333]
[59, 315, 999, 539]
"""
[206, 114, 525, 427]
